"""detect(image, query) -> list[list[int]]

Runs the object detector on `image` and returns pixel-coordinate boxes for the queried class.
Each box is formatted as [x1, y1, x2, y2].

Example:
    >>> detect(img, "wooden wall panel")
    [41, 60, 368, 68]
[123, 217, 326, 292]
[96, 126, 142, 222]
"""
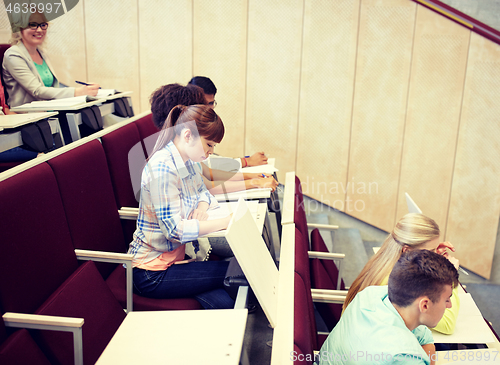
[346, 0, 416, 231]
[193, 0, 247, 159]
[296, 0, 360, 210]
[44, 1, 87, 88]
[138, 0, 192, 113]
[245, 0, 303, 181]
[396, 6, 470, 231]
[84, 0, 140, 112]
[445, 33, 500, 279]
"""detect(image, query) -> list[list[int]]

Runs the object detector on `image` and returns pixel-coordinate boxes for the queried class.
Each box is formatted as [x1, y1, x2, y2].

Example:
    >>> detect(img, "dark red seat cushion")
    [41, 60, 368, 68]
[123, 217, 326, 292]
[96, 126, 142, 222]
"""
[0, 329, 51, 365]
[105, 266, 202, 311]
[34, 261, 126, 365]
[0, 163, 78, 313]
[294, 273, 313, 362]
[47, 140, 127, 278]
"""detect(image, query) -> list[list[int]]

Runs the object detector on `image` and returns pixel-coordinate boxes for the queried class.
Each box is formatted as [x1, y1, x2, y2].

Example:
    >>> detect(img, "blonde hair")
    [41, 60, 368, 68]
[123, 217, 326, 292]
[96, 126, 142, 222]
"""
[342, 213, 440, 311]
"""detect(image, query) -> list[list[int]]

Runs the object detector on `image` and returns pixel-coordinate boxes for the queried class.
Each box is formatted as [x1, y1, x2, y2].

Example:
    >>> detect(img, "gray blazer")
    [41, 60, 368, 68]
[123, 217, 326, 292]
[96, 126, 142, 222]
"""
[2, 42, 75, 108]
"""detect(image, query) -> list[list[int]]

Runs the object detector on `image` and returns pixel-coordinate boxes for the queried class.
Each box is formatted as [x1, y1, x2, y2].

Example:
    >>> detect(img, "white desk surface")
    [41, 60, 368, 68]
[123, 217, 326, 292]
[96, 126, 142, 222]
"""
[214, 187, 272, 201]
[0, 112, 58, 130]
[436, 348, 500, 364]
[102, 91, 133, 100]
[96, 309, 248, 365]
[201, 201, 266, 238]
[432, 286, 496, 345]
[11, 98, 106, 112]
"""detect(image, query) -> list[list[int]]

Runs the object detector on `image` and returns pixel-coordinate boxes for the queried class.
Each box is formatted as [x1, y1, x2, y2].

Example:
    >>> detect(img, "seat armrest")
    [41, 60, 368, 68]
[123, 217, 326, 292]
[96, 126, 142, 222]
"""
[311, 288, 347, 296]
[308, 251, 345, 260]
[3, 312, 84, 329]
[311, 290, 346, 304]
[4, 312, 84, 365]
[307, 223, 339, 231]
[75, 249, 133, 264]
[75, 249, 134, 313]
[118, 207, 139, 220]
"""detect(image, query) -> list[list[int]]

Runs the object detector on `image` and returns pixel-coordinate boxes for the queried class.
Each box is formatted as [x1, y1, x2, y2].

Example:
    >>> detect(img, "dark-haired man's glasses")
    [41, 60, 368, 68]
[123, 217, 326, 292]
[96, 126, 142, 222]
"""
[28, 22, 49, 30]
[208, 100, 217, 107]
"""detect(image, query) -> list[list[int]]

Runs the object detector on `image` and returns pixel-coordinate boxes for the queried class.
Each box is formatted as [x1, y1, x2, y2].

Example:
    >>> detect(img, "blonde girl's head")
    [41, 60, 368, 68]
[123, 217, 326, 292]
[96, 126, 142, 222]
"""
[343, 213, 440, 311]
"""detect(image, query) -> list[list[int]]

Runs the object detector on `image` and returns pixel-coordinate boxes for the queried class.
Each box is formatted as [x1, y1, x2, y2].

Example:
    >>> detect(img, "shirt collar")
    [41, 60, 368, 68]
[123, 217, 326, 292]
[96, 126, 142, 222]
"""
[166, 141, 195, 179]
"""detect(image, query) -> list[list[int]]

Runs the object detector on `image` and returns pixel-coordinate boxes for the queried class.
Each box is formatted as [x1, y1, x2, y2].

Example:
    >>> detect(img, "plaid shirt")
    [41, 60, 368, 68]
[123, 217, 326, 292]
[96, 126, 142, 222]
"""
[128, 141, 213, 266]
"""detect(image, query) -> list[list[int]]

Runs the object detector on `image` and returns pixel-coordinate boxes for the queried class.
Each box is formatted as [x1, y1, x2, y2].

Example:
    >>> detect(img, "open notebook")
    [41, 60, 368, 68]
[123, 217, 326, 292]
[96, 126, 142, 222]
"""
[16, 95, 99, 109]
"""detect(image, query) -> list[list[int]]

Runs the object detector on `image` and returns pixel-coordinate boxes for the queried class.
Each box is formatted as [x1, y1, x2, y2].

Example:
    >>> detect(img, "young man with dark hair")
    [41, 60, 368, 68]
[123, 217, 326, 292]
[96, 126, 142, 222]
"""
[317, 250, 459, 365]
[187, 76, 267, 167]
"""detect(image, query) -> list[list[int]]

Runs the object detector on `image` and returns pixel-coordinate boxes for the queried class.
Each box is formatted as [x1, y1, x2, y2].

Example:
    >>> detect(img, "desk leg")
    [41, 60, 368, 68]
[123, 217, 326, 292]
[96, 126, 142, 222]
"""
[66, 113, 81, 142]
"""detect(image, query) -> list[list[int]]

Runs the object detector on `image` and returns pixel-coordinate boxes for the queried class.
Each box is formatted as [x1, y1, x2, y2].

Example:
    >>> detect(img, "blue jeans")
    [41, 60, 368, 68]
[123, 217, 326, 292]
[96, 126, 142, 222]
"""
[133, 261, 234, 309]
[0, 146, 37, 162]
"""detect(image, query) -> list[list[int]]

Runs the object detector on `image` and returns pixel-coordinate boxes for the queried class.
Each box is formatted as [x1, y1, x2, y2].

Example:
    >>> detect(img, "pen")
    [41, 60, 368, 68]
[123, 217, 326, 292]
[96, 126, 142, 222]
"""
[459, 267, 469, 276]
[75, 81, 101, 88]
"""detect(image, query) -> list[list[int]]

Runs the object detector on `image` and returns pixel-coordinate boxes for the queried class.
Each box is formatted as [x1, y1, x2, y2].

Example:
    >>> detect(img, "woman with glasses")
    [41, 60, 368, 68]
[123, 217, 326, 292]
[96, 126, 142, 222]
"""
[342, 213, 461, 335]
[2, 12, 99, 108]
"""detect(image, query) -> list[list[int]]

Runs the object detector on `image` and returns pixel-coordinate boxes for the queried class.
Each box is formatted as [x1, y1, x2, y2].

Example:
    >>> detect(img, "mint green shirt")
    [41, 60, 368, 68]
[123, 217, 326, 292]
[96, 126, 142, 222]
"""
[318, 286, 433, 365]
[34, 59, 54, 88]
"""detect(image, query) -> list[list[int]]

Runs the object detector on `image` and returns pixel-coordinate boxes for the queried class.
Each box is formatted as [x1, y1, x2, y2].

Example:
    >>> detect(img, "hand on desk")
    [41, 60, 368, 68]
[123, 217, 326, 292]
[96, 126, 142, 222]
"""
[246, 152, 268, 166]
[75, 82, 100, 97]
[249, 176, 278, 192]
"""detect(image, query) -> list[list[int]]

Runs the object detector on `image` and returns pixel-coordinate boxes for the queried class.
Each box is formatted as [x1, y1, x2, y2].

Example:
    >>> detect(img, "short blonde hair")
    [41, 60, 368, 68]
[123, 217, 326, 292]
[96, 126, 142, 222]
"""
[343, 213, 440, 311]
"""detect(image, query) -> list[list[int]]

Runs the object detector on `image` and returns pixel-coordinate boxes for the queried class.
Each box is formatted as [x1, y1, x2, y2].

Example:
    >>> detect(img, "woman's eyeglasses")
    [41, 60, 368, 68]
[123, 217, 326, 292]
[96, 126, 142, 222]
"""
[27, 22, 49, 30]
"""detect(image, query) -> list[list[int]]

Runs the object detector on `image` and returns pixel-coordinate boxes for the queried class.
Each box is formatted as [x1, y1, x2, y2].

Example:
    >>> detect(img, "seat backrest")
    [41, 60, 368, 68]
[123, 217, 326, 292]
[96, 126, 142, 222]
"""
[33, 260, 126, 365]
[310, 228, 345, 330]
[47, 140, 126, 278]
[294, 194, 309, 249]
[294, 272, 313, 364]
[294, 228, 318, 351]
[0, 44, 11, 107]
[101, 122, 145, 208]
[0, 163, 78, 314]
[0, 328, 52, 365]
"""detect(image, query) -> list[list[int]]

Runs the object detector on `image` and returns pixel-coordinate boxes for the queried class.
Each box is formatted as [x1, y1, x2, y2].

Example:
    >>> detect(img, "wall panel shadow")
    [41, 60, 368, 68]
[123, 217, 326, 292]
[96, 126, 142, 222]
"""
[446, 33, 500, 279]
[395, 6, 470, 233]
[245, 0, 304, 181]
[138, 0, 193, 113]
[296, 0, 360, 211]
[346, 0, 416, 231]
[193, 0, 248, 159]
[84, 0, 140, 111]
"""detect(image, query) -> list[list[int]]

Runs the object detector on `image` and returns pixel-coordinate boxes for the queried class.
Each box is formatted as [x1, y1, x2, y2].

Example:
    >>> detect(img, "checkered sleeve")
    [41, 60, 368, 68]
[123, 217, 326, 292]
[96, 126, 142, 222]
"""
[149, 162, 199, 244]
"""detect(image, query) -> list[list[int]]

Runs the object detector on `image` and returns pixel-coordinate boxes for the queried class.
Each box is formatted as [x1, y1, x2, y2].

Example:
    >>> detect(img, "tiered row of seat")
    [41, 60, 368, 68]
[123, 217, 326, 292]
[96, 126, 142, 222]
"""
[0, 112, 203, 365]
[275, 172, 349, 365]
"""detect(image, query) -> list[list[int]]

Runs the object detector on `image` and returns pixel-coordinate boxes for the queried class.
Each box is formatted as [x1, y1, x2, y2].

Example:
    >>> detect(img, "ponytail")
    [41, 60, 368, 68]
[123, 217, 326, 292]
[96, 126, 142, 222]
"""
[149, 104, 224, 160]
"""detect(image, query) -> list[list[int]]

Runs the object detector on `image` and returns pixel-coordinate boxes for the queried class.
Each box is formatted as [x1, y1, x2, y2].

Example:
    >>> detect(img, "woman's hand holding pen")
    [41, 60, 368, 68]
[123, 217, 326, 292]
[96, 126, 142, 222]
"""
[249, 175, 278, 191]
[246, 152, 268, 166]
[75, 82, 100, 97]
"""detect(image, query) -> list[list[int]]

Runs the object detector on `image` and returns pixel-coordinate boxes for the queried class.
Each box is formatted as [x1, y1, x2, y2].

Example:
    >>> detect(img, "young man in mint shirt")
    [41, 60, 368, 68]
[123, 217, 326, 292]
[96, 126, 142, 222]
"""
[317, 250, 458, 365]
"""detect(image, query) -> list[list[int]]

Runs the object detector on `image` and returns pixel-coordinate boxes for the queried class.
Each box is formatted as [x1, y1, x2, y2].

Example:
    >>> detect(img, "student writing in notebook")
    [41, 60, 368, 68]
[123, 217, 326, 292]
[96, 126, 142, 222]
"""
[189, 76, 267, 168]
[149, 83, 278, 194]
[343, 213, 460, 335]
[318, 250, 458, 365]
[2, 11, 99, 108]
[128, 104, 234, 308]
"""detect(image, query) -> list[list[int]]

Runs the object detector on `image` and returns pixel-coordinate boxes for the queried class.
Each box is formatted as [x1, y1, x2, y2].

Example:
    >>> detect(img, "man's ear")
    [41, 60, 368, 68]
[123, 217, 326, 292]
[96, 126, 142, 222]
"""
[418, 297, 431, 313]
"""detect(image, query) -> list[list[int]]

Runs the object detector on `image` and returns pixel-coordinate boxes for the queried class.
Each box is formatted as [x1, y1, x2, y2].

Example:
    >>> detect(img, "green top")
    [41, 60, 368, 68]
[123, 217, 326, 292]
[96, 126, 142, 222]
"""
[34, 59, 54, 87]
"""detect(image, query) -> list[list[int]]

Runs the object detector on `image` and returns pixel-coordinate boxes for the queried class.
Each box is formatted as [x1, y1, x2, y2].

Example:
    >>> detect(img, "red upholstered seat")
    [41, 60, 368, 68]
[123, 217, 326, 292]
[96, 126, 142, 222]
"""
[294, 228, 319, 351]
[0, 328, 52, 365]
[294, 273, 314, 365]
[0, 163, 78, 314]
[134, 113, 159, 159]
[33, 261, 126, 365]
[310, 229, 345, 331]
